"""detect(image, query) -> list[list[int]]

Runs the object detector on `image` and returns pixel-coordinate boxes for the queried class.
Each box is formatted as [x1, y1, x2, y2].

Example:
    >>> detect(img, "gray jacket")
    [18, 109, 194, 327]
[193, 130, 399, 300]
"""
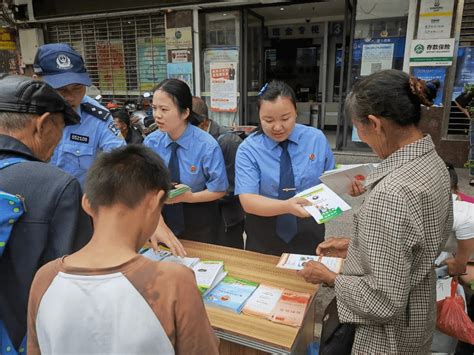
[0, 134, 92, 348]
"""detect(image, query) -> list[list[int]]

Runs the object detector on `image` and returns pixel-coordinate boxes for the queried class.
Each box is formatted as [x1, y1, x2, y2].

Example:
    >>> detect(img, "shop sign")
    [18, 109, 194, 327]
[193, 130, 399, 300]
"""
[409, 38, 455, 66]
[411, 67, 446, 106]
[360, 43, 394, 75]
[267, 23, 324, 39]
[168, 49, 191, 63]
[167, 62, 193, 93]
[165, 27, 192, 49]
[210, 62, 237, 113]
[418, 0, 454, 39]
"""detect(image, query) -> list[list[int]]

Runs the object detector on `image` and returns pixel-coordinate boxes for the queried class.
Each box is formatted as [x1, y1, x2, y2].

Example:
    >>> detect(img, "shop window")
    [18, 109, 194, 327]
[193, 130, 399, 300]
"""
[350, 0, 409, 85]
[199, 11, 241, 127]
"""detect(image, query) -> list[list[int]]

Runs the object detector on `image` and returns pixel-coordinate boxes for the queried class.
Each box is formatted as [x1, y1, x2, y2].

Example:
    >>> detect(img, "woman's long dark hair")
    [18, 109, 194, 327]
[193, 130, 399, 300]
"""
[153, 79, 201, 126]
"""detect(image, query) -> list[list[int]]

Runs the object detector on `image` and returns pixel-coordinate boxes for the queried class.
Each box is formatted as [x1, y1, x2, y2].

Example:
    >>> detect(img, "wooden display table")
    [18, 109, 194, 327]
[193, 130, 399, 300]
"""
[181, 241, 319, 355]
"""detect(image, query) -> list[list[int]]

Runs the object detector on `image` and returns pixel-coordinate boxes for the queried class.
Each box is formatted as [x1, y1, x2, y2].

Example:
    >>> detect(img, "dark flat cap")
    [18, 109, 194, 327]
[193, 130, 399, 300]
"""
[0, 74, 79, 125]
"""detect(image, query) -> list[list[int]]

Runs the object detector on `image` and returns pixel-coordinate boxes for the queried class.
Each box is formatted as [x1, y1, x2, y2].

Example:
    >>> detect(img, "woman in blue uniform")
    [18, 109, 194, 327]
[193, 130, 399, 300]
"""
[235, 81, 335, 256]
[144, 79, 228, 244]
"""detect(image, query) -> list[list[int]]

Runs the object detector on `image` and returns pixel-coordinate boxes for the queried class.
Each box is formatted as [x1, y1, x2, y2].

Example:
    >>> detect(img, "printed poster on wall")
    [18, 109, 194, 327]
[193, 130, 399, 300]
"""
[168, 49, 192, 63]
[202, 48, 239, 92]
[210, 62, 237, 113]
[452, 47, 474, 100]
[165, 27, 192, 50]
[167, 62, 193, 93]
[412, 67, 446, 106]
[418, 0, 454, 39]
[96, 40, 126, 92]
[409, 38, 455, 66]
[137, 37, 167, 92]
[360, 43, 394, 76]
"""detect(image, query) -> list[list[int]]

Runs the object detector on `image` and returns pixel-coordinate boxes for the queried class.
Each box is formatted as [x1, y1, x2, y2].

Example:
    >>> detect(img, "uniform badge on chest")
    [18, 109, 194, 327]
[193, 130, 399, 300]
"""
[70, 134, 89, 144]
[190, 165, 197, 172]
[309, 153, 315, 161]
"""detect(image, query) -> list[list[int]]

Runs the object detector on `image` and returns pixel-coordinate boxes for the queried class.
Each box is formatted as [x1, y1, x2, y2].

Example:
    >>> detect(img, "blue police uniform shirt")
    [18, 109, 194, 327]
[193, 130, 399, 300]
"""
[50, 95, 125, 187]
[235, 123, 335, 198]
[144, 124, 228, 193]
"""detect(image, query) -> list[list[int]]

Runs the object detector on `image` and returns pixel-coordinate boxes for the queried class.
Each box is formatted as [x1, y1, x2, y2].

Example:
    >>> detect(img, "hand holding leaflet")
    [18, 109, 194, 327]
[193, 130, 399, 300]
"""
[295, 184, 351, 224]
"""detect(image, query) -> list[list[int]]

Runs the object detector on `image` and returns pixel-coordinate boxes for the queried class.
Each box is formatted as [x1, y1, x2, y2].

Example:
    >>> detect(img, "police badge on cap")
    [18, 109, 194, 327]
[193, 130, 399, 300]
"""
[34, 43, 92, 89]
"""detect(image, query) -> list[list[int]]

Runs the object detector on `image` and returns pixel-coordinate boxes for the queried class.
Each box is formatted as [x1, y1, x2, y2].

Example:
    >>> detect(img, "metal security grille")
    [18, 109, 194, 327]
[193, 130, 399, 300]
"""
[45, 13, 166, 100]
[460, 0, 474, 47]
[447, 0, 474, 136]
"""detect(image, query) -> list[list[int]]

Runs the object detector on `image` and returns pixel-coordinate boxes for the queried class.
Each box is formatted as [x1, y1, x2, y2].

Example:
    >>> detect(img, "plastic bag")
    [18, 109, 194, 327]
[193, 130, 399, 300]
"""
[436, 278, 474, 345]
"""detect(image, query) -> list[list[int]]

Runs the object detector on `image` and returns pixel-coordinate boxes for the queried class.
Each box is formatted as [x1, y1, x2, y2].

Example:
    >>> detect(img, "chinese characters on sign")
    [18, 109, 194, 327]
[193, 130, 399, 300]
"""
[409, 38, 455, 66]
[210, 62, 237, 113]
[268, 23, 324, 39]
[360, 43, 395, 76]
[418, 0, 454, 39]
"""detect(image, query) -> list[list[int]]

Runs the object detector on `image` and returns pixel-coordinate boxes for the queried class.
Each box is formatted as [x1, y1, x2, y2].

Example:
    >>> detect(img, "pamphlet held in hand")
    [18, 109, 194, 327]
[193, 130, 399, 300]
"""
[320, 164, 376, 195]
[296, 183, 351, 224]
[277, 253, 343, 273]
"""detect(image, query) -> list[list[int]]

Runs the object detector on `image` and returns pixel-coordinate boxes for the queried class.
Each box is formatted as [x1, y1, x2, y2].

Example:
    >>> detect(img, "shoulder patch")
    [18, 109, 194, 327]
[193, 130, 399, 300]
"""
[80, 102, 110, 121]
[107, 122, 122, 137]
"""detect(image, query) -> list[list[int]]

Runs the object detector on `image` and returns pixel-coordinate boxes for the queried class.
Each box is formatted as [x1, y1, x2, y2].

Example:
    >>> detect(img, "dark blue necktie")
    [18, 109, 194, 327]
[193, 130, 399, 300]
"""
[276, 140, 298, 243]
[166, 142, 185, 235]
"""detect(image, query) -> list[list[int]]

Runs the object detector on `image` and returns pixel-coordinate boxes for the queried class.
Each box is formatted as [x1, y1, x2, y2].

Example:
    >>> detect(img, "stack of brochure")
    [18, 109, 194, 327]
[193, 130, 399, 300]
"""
[141, 248, 199, 268]
[167, 184, 191, 199]
[192, 261, 228, 296]
[270, 290, 311, 327]
[204, 276, 259, 313]
[141, 249, 226, 295]
[242, 285, 311, 327]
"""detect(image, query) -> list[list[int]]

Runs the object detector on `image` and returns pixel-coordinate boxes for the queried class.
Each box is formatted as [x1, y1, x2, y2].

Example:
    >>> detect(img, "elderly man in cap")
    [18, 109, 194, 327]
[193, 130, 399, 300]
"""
[33, 43, 124, 187]
[0, 75, 92, 354]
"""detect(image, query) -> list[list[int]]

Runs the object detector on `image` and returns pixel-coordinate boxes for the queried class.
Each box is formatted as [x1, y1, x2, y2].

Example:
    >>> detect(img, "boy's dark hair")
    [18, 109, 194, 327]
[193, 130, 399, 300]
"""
[255, 80, 297, 134]
[84, 145, 170, 211]
[446, 162, 458, 192]
[153, 78, 203, 126]
[112, 109, 131, 127]
[345, 69, 439, 127]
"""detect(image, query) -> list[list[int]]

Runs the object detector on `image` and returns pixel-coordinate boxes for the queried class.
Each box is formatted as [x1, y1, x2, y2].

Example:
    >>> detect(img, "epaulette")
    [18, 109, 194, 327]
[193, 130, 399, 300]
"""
[80, 102, 111, 121]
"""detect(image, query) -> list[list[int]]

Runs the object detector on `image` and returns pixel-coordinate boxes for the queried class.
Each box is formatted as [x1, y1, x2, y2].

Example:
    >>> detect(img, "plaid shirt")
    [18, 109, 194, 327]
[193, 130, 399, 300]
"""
[334, 135, 453, 354]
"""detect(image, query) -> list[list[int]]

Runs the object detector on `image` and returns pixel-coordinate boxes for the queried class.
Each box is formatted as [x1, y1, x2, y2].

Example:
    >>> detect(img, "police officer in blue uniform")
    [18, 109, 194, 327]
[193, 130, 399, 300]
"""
[235, 81, 335, 256]
[33, 43, 125, 187]
[144, 79, 228, 244]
